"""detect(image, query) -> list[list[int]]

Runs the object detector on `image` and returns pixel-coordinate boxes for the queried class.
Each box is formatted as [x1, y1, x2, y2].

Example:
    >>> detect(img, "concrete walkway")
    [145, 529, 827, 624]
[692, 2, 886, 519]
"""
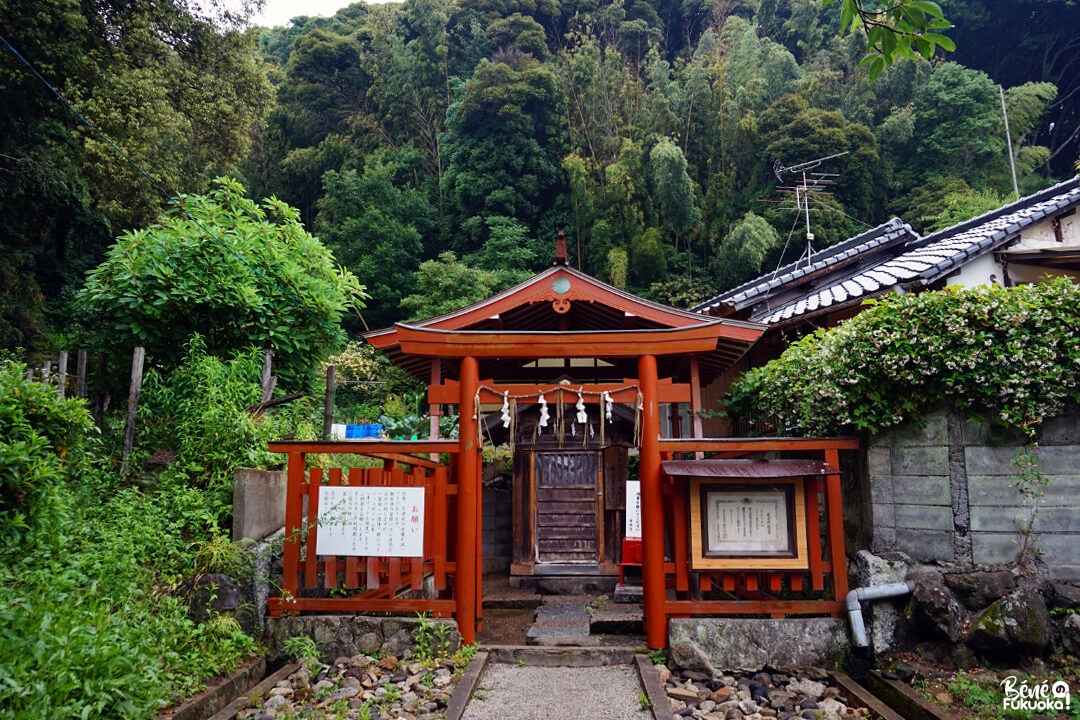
[450, 584, 660, 719]
[460, 662, 651, 720]
[449, 648, 668, 720]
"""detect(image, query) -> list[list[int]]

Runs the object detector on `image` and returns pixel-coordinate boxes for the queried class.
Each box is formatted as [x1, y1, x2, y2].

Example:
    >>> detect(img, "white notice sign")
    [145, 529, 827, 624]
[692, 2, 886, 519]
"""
[709, 490, 788, 554]
[315, 486, 425, 557]
[625, 480, 642, 538]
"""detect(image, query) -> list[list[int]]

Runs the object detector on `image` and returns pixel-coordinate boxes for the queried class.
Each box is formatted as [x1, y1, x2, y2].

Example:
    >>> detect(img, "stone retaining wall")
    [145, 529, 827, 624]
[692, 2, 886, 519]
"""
[268, 615, 461, 662]
[863, 403, 1080, 580]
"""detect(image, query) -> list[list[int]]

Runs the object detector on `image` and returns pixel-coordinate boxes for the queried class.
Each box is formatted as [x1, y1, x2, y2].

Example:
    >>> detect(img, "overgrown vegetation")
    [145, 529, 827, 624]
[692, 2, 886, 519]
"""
[0, 347, 299, 718]
[0, 357, 94, 554]
[725, 278, 1080, 437]
[5, 264, 361, 717]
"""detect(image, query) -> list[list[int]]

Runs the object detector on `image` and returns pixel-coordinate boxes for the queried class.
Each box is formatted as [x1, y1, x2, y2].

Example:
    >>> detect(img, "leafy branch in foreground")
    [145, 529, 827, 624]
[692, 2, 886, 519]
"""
[826, 0, 956, 80]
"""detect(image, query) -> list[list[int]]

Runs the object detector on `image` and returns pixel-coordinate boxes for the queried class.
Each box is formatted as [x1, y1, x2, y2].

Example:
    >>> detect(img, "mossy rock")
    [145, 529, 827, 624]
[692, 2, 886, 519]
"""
[967, 588, 1051, 656]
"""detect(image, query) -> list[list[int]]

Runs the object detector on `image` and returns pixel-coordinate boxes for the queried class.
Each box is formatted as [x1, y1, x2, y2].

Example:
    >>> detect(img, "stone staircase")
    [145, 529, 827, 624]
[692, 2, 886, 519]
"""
[481, 576, 645, 647]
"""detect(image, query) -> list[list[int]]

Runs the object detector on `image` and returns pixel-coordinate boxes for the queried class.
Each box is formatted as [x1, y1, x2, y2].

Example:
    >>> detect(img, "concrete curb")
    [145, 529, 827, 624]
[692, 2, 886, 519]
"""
[158, 656, 270, 720]
[445, 651, 489, 720]
[484, 644, 640, 666]
[635, 654, 675, 720]
[867, 670, 961, 720]
[203, 663, 299, 720]
[830, 672, 907, 720]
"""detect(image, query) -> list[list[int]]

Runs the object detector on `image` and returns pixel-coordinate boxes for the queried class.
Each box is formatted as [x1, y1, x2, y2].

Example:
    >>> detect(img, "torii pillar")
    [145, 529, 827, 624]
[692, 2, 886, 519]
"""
[638, 353, 666, 649]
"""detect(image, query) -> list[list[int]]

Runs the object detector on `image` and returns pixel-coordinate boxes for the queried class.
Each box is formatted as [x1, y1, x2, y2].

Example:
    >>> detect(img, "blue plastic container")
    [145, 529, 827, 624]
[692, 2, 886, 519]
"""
[369, 423, 383, 438]
[345, 424, 362, 438]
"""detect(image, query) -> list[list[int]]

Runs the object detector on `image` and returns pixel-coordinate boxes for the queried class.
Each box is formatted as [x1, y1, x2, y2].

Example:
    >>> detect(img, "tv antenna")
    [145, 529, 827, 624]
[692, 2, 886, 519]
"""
[771, 151, 848, 265]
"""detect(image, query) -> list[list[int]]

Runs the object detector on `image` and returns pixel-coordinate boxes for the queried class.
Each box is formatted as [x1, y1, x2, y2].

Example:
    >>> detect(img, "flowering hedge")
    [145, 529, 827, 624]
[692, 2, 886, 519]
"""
[725, 278, 1080, 437]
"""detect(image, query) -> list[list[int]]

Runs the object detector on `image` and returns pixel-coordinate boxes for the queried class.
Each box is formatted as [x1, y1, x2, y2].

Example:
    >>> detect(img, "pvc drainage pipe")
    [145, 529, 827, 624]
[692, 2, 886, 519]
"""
[846, 580, 916, 648]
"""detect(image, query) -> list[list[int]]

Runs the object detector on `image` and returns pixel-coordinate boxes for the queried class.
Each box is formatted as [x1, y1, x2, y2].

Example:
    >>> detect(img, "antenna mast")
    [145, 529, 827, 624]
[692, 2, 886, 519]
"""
[772, 151, 848, 265]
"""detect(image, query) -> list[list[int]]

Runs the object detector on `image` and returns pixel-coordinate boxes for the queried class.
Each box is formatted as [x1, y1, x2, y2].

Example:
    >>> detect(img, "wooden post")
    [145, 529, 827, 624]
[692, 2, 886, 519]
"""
[76, 350, 88, 398]
[120, 347, 145, 475]
[323, 365, 336, 439]
[281, 451, 306, 612]
[57, 351, 68, 399]
[261, 349, 274, 403]
[689, 356, 704, 439]
[824, 448, 849, 601]
[456, 356, 480, 645]
[429, 360, 442, 440]
[92, 356, 108, 427]
[638, 354, 666, 649]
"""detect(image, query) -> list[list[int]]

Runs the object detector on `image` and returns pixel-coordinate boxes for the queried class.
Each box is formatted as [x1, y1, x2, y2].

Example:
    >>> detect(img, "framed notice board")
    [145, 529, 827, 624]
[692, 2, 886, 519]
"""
[688, 477, 808, 571]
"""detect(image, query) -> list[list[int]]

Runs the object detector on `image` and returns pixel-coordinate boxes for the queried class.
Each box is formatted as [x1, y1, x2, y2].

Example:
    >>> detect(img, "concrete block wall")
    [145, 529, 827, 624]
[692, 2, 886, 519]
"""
[232, 468, 287, 542]
[865, 403, 1080, 581]
[482, 487, 513, 574]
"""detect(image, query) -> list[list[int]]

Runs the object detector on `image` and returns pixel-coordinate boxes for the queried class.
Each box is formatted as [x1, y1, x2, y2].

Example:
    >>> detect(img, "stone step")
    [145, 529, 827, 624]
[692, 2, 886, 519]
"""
[589, 602, 644, 635]
[613, 583, 643, 604]
[525, 595, 593, 646]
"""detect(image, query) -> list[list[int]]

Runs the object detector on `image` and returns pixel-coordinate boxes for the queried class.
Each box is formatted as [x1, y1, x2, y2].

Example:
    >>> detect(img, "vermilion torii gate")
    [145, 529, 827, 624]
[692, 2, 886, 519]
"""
[363, 235, 763, 646]
[270, 236, 855, 649]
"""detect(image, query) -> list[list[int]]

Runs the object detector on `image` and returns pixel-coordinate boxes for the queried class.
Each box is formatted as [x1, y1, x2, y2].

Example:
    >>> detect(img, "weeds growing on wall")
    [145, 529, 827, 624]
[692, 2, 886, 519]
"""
[725, 278, 1080, 437]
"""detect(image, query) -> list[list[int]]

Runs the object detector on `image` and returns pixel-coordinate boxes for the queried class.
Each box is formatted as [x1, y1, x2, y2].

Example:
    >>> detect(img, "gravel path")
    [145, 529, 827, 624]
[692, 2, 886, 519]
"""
[460, 663, 652, 720]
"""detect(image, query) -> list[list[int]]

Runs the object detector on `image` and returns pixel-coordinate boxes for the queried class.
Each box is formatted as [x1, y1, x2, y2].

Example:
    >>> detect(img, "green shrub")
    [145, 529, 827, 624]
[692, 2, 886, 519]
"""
[79, 177, 367, 389]
[0, 546, 257, 720]
[725, 279, 1080, 437]
[0, 359, 94, 553]
[137, 335, 301, 496]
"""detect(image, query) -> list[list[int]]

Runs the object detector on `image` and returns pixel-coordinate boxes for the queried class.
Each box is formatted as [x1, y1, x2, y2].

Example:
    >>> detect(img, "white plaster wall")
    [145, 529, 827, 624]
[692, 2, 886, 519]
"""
[945, 253, 1005, 288]
[1013, 212, 1080, 250]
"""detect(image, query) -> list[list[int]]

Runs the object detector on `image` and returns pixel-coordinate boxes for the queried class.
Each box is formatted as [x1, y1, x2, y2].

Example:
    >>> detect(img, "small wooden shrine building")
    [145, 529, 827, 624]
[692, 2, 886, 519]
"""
[363, 235, 758, 631]
[268, 234, 856, 651]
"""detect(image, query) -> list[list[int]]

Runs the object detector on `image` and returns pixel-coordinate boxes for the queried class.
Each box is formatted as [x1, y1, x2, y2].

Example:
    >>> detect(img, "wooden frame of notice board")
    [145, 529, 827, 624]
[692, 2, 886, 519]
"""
[689, 477, 809, 571]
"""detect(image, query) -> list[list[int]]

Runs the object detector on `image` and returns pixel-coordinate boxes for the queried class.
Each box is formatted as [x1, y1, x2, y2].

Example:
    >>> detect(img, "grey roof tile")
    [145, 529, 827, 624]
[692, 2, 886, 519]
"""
[696, 177, 1080, 325]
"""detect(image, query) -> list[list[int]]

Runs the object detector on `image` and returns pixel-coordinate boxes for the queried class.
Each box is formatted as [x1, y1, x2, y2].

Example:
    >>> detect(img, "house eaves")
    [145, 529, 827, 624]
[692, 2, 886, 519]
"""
[753, 176, 1080, 326]
[690, 218, 916, 316]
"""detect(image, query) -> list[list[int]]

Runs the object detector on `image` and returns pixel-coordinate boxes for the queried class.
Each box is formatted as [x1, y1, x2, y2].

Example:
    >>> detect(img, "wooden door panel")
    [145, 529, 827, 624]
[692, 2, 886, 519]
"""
[538, 500, 595, 514]
[537, 487, 594, 502]
[538, 525, 597, 540]
[535, 452, 599, 563]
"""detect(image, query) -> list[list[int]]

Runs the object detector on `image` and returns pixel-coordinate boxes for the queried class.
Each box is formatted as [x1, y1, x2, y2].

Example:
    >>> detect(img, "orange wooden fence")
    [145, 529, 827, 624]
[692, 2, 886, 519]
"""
[656, 438, 857, 626]
[267, 441, 461, 618]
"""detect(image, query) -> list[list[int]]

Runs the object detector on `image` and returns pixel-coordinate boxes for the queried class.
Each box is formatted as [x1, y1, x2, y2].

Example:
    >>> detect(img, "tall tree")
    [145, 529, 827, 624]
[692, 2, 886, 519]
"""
[0, 0, 272, 351]
[316, 162, 434, 330]
[79, 178, 367, 387]
[913, 62, 1005, 188]
[441, 54, 564, 250]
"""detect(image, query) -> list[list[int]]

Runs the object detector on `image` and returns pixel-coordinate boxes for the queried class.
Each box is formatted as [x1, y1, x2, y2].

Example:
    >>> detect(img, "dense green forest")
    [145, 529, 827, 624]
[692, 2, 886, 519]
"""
[2, 0, 1079, 352]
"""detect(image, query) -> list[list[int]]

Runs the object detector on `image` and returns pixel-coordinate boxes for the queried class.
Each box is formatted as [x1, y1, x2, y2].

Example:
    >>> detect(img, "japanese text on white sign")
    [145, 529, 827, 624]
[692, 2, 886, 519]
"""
[315, 486, 425, 557]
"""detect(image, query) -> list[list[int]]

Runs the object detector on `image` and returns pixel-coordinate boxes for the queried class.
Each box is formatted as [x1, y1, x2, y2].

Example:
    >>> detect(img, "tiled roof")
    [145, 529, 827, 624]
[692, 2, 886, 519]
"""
[690, 218, 917, 314]
[694, 177, 1080, 326]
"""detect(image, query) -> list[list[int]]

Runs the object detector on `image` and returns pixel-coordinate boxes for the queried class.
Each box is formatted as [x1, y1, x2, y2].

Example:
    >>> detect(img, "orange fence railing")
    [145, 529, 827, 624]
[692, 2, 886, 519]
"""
[267, 441, 460, 617]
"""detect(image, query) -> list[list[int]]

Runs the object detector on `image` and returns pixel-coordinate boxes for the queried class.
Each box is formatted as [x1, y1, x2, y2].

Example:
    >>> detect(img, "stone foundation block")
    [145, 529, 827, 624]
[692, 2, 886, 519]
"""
[268, 614, 460, 662]
[668, 618, 850, 674]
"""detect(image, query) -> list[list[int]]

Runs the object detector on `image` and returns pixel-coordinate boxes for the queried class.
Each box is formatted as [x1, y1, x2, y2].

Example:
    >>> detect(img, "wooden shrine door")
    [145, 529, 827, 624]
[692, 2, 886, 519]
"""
[533, 452, 600, 563]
